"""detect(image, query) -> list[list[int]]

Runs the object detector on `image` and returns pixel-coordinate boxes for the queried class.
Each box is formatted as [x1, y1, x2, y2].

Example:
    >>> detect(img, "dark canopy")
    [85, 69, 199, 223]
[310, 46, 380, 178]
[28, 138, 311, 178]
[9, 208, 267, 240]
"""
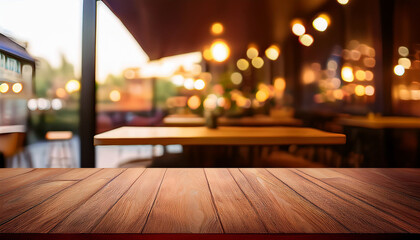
[102, 0, 327, 60]
[0, 33, 35, 62]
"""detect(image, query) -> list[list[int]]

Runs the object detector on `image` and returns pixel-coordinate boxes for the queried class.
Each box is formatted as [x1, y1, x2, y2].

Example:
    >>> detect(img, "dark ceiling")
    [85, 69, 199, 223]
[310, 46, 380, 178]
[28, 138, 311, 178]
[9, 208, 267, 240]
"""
[102, 0, 328, 60]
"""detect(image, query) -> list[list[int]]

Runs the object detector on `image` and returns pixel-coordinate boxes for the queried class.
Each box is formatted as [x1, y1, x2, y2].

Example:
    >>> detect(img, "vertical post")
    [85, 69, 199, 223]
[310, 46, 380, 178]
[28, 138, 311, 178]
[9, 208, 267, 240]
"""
[80, 0, 97, 167]
[379, 0, 395, 115]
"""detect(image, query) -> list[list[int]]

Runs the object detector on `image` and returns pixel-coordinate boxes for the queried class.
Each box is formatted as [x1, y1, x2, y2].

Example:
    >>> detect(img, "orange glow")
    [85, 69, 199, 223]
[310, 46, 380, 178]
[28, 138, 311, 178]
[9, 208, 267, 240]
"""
[210, 40, 230, 62]
[355, 70, 366, 81]
[365, 71, 374, 81]
[398, 58, 411, 69]
[274, 77, 286, 92]
[211, 22, 224, 35]
[355, 85, 365, 96]
[312, 14, 330, 32]
[299, 34, 314, 47]
[65, 79, 80, 93]
[56, 88, 67, 98]
[291, 19, 305, 36]
[341, 66, 354, 82]
[265, 45, 280, 60]
[187, 95, 201, 110]
[256, 90, 269, 102]
[203, 48, 213, 61]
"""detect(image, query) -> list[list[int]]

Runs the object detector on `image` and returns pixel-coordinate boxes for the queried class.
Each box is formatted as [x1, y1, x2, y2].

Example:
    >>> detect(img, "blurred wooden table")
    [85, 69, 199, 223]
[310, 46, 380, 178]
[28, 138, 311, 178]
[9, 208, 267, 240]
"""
[94, 126, 345, 146]
[163, 115, 303, 127]
[0, 168, 419, 237]
[337, 116, 420, 167]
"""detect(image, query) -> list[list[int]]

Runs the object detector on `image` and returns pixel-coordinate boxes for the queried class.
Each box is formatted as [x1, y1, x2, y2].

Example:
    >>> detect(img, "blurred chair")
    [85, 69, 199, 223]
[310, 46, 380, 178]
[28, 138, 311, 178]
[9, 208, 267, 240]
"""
[0, 133, 31, 168]
[45, 131, 74, 168]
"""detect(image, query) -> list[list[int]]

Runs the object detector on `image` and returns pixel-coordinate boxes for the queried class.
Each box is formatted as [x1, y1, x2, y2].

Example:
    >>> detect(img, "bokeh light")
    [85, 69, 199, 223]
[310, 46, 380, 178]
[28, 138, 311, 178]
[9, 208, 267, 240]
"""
[398, 58, 411, 69]
[355, 85, 365, 96]
[194, 79, 206, 90]
[312, 14, 330, 32]
[12, 83, 23, 93]
[398, 46, 409, 57]
[183, 78, 195, 90]
[109, 90, 121, 102]
[337, 0, 349, 5]
[171, 75, 184, 86]
[231, 72, 243, 85]
[252, 57, 264, 68]
[365, 85, 375, 96]
[355, 70, 366, 81]
[265, 45, 280, 61]
[341, 66, 354, 82]
[274, 77, 286, 92]
[237, 59, 249, 71]
[56, 88, 67, 98]
[65, 79, 81, 93]
[299, 34, 314, 47]
[394, 65, 405, 76]
[211, 22, 224, 35]
[0, 83, 9, 93]
[246, 47, 259, 59]
[291, 19, 306, 36]
[210, 40, 230, 62]
[187, 95, 201, 110]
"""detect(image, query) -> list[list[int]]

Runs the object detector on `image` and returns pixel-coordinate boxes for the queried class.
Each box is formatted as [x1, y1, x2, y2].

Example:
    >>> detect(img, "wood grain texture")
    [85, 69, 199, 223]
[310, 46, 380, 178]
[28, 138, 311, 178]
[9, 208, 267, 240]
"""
[0, 180, 76, 225]
[0, 169, 33, 181]
[337, 116, 420, 129]
[0, 168, 419, 234]
[0, 169, 71, 196]
[51, 168, 145, 233]
[267, 169, 407, 233]
[205, 168, 267, 233]
[94, 126, 345, 146]
[0, 169, 124, 233]
[142, 168, 223, 233]
[231, 168, 349, 233]
[298, 168, 420, 228]
[92, 168, 166, 233]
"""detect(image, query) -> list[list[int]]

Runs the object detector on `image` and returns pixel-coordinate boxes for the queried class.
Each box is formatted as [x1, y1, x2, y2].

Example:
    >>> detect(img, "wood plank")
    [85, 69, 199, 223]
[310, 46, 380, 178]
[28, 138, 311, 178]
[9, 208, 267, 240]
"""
[298, 168, 420, 227]
[142, 168, 223, 233]
[94, 127, 345, 146]
[0, 169, 124, 233]
[231, 168, 349, 233]
[204, 168, 267, 233]
[50, 168, 145, 233]
[0, 169, 71, 196]
[267, 169, 407, 233]
[334, 168, 420, 199]
[92, 168, 166, 233]
[0, 180, 76, 225]
[49, 168, 101, 181]
[0, 169, 34, 181]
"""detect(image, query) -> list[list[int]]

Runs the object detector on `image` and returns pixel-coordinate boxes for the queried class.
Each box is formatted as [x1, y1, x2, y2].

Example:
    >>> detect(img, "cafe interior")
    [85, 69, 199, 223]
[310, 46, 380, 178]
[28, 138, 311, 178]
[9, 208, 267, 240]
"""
[0, 0, 419, 238]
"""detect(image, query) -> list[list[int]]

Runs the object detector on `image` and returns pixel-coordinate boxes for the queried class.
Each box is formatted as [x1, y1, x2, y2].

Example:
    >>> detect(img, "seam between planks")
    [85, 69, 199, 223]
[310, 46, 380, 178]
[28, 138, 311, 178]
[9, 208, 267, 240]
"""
[140, 168, 168, 233]
[48, 169, 128, 233]
[295, 169, 420, 232]
[203, 168, 226, 234]
[229, 168, 270, 233]
[264, 168, 352, 233]
[0, 169, 36, 182]
[285, 169, 408, 233]
[87, 168, 149, 232]
[331, 169, 420, 202]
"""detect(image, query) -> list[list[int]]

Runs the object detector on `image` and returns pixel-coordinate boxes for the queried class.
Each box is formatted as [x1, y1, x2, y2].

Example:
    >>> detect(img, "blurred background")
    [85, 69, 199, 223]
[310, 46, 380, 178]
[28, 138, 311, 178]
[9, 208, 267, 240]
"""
[0, 0, 419, 168]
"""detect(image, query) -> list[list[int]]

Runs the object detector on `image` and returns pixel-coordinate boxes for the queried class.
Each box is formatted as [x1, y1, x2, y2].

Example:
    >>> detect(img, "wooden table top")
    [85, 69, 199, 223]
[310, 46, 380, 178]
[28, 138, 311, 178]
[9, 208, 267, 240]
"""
[337, 116, 420, 129]
[94, 126, 345, 146]
[0, 168, 419, 234]
[163, 115, 303, 127]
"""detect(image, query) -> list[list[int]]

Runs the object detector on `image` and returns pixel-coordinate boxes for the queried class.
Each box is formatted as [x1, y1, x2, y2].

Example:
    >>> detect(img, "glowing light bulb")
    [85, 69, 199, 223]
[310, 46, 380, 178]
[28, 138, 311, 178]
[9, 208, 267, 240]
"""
[394, 65, 405, 76]
[291, 19, 306, 36]
[313, 14, 330, 32]
[211, 22, 224, 35]
[210, 40, 230, 62]
[265, 45, 280, 61]
[341, 66, 354, 82]
[246, 47, 259, 59]
[237, 59, 249, 71]
[299, 34, 314, 47]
